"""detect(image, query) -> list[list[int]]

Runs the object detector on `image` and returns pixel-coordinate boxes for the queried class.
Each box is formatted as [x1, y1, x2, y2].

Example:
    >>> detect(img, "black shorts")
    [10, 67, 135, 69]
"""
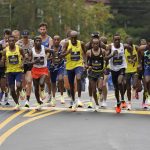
[111, 68, 125, 89]
[24, 64, 33, 74]
[88, 70, 104, 81]
[0, 67, 6, 78]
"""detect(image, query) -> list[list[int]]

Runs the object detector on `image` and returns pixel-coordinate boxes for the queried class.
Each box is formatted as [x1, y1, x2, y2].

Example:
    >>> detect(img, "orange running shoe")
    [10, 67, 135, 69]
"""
[115, 106, 121, 113]
[121, 101, 127, 108]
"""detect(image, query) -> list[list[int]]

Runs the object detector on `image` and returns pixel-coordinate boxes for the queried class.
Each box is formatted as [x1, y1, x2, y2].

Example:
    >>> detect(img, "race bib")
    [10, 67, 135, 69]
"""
[34, 57, 44, 65]
[113, 56, 123, 65]
[8, 55, 19, 64]
[71, 51, 80, 61]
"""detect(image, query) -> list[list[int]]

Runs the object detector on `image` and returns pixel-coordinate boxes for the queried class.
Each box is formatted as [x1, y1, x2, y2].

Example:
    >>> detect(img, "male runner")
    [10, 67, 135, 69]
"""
[1, 35, 24, 110]
[49, 35, 65, 106]
[16, 30, 34, 107]
[107, 33, 127, 113]
[39, 22, 52, 102]
[62, 31, 86, 109]
[86, 38, 106, 111]
[30, 36, 50, 109]
[124, 37, 139, 110]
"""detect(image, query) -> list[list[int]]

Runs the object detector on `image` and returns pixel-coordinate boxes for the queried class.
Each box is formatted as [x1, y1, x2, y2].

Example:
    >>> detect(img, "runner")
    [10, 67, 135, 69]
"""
[100, 36, 109, 107]
[106, 33, 127, 113]
[62, 31, 86, 109]
[16, 30, 34, 107]
[86, 38, 106, 111]
[86, 32, 106, 108]
[1, 35, 24, 110]
[39, 22, 52, 102]
[0, 29, 11, 105]
[12, 30, 20, 42]
[49, 35, 65, 106]
[29, 36, 50, 109]
[124, 37, 139, 110]
[138, 39, 150, 107]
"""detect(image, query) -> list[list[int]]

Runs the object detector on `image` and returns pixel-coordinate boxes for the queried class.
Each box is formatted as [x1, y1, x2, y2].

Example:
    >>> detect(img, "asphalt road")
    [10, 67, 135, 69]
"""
[0, 90, 150, 150]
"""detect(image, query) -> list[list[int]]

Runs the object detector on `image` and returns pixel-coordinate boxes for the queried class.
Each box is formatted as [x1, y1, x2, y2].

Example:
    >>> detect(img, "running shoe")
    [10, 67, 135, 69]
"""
[14, 104, 20, 110]
[69, 101, 73, 108]
[50, 98, 56, 107]
[115, 105, 121, 113]
[61, 96, 65, 104]
[95, 105, 100, 112]
[20, 90, 26, 100]
[127, 102, 131, 110]
[24, 101, 29, 108]
[142, 103, 148, 109]
[101, 101, 107, 108]
[121, 101, 127, 109]
[5, 102, 10, 106]
[77, 100, 83, 108]
[40, 90, 46, 100]
[147, 95, 150, 106]
[72, 102, 77, 112]
[87, 102, 93, 108]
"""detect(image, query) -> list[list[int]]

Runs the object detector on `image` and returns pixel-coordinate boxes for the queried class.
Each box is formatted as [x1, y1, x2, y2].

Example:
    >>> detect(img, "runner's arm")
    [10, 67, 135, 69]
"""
[0, 50, 6, 67]
[60, 41, 71, 57]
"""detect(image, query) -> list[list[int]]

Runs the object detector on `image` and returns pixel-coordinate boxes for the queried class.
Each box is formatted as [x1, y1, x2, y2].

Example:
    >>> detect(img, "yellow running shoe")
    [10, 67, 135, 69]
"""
[77, 100, 83, 108]
[87, 102, 93, 108]
[40, 90, 46, 100]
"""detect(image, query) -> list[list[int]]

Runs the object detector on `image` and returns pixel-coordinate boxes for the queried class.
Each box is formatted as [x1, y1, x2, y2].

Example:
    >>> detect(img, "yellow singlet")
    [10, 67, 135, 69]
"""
[66, 40, 83, 70]
[125, 45, 138, 73]
[5, 45, 23, 73]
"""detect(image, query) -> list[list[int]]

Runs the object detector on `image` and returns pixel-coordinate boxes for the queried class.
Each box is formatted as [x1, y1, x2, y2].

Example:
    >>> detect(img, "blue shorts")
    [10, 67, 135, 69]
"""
[50, 67, 64, 83]
[7, 72, 23, 86]
[67, 67, 83, 85]
[144, 68, 150, 76]
[47, 60, 51, 70]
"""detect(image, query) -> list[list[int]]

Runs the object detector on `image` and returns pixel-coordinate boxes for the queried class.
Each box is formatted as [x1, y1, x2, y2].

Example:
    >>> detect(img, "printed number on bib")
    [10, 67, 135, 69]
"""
[113, 56, 123, 66]
[71, 51, 80, 61]
[8, 55, 19, 64]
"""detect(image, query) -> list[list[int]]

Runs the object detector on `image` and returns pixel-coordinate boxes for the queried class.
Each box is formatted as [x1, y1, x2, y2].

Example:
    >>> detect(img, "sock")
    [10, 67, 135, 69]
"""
[26, 95, 30, 101]
[89, 96, 92, 102]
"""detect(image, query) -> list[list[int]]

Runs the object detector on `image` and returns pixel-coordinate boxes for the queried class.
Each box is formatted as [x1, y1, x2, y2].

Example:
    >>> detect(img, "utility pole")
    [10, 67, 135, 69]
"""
[9, 0, 12, 29]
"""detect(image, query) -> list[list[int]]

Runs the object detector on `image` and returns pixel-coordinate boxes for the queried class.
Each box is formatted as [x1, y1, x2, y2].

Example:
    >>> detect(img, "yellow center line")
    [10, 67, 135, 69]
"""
[0, 110, 26, 130]
[0, 110, 62, 145]
[23, 110, 52, 117]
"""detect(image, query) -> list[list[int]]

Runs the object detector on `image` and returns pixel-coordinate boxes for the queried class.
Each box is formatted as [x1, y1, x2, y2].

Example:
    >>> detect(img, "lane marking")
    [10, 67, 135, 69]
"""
[0, 110, 61, 145]
[0, 110, 25, 130]
[23, 110, 52, 117]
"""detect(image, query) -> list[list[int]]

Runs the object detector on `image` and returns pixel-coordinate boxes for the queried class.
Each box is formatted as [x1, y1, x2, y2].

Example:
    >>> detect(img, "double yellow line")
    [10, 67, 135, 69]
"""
[0, 110, 61, 145]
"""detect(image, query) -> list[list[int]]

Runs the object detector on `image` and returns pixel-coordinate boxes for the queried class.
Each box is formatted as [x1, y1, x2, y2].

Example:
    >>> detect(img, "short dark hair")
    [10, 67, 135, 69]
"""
[34, 36, 41, 42]
[39, 22, 48, 28]
[147, 38, 150, 43]
[113, 32, 120, 37]
[3, 29, 11, 35]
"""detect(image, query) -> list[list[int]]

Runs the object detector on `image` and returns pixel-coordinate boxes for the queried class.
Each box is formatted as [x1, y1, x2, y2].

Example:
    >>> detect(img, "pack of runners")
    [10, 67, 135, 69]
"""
[0, 22, 150, 113]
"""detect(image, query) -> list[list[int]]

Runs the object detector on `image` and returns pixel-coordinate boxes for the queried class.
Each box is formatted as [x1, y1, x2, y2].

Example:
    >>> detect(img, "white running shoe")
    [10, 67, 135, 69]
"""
[95, 105, 100, 112]
[61, 96, 65, 104]
[101, 101, 107, 108]
[24, 101, 29, 108]
[127, 102, 131, 110]
[50, 98, 56, 107]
